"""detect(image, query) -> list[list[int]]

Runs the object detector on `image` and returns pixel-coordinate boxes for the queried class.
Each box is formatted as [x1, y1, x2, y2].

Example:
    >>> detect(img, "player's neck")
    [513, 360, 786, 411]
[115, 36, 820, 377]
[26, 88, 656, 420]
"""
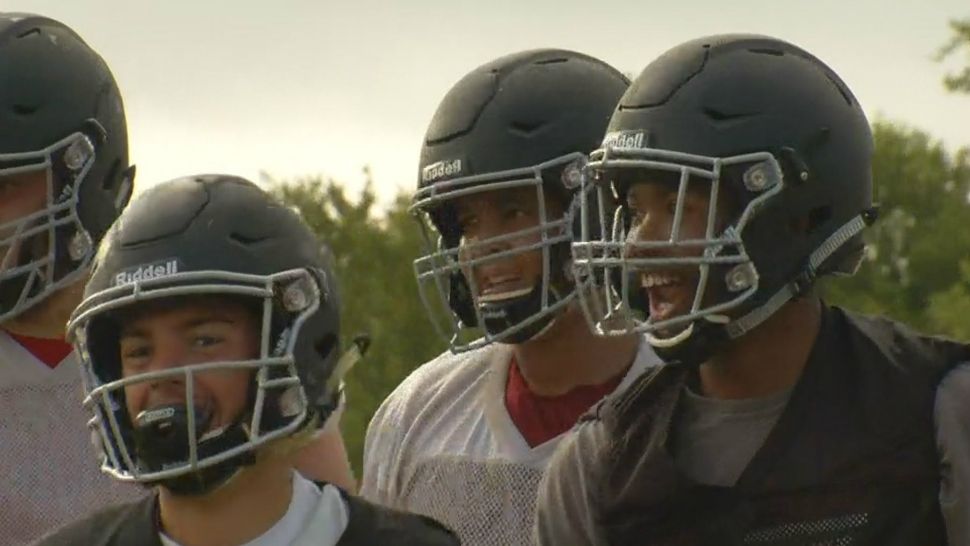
[698, 297, 822, 400]
[0, 279, 85, 340]
[511, 304, 639, 397]
[158, 458, 294, 546]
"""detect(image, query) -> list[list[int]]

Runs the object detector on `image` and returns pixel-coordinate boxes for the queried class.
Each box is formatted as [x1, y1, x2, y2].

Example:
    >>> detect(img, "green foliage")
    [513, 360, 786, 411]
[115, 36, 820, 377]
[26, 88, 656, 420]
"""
[269, 171, 446, 477]
[823, 121, 970, 339]
[926, 259, 970, 340]
[937, 18, 970, 93]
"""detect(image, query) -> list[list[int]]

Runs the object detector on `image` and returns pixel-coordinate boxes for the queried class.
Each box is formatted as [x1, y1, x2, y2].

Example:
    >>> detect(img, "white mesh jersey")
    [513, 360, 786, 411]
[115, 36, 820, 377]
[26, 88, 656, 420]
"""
[0, 330, 142, 546]
[360, 339, 660, 546]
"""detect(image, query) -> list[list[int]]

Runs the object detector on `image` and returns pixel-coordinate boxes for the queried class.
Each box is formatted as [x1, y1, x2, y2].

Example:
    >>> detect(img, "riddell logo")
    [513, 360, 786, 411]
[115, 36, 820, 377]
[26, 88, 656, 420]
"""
[113, 259, 179, 286]
[602, 131, 646, 150]
[421, 159, 463, 183]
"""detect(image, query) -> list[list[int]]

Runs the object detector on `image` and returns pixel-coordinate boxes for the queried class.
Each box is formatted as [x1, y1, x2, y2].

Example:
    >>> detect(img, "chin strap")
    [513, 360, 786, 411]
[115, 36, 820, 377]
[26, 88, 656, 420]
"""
[311, 334, 370, 422]
[726, 212, 871, 339]
[477, 282, 573, 346]
[325, 334, 370, 394]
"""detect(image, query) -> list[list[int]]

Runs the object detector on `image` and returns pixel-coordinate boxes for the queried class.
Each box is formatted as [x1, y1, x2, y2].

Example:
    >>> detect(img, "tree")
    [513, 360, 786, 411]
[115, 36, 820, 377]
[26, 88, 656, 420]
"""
[927, 259, 970, 340]
[270, 171, 446, 476]
[823, 121, 970, 339]
[937, 18, 970, 93]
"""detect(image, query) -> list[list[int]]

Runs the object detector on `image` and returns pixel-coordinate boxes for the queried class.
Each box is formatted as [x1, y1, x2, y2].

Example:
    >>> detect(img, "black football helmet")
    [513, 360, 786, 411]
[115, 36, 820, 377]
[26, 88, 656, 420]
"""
[412, 49, 629, 352]
[0, 13, 133, 322]
[573, 34, 876, 365]
[67, 175, 348, 495]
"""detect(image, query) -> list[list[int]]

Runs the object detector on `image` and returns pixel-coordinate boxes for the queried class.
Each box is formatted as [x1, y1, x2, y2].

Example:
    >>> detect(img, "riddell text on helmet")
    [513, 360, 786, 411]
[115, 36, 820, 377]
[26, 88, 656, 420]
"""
[113, 259, 179, 287]
[422, 159, 463, 183]
[602, 130, 646, 150]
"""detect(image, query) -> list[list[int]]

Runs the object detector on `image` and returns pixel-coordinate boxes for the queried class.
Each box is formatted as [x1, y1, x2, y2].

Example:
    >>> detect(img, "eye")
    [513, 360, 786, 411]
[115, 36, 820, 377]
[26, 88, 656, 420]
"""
[500, 203, 530, 222]
[120, 342, 152, 372]
[122, 346, 150, 360]
[457, 213, 478, 234]
[192, 334, 223, 348]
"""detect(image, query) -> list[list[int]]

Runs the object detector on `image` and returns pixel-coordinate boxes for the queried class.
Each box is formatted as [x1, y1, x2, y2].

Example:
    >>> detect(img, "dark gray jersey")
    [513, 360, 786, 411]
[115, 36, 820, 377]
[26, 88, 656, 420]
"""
[535, 363, 970, 546]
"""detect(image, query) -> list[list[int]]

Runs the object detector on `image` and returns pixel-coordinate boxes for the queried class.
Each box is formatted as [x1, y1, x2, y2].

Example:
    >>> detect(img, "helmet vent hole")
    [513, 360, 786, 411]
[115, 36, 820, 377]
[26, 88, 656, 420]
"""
[229, 232, 270, 246]
[824, 74, 854, 106]
[509, 120, 543, 136]
[12, 104, 37, 116]
[16, 28, 40, 39]
[748, 47, 784, 57]
[535, 57, 568, 65]
[314, 333, 338, 361]
[703, 107, 754, 122]
[806, 206, 832, 234]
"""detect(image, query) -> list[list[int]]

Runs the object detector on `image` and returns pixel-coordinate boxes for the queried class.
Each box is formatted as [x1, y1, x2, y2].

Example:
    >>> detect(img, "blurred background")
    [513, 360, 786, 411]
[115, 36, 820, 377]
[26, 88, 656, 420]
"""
[10, 0, 970, 474]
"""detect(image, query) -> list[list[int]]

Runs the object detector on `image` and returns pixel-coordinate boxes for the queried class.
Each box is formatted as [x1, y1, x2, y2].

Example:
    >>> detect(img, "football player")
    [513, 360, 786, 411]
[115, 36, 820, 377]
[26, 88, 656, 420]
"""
[35, 175, 458, 545]
[0, 13, 140, 544]
[361, 49, 662, 546]
[0, 13, 357, 543]
[536, 34, 970, 545]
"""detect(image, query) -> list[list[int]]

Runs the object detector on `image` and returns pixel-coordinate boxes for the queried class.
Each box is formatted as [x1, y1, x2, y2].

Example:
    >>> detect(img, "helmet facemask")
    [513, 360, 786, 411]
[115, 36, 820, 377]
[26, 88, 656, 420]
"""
[575, 141, 872, 365]
[0, 131, 103, 322]
[68, 268, 325, 495]
[412, 153, 589, 352]
[574, 144, 781, 362]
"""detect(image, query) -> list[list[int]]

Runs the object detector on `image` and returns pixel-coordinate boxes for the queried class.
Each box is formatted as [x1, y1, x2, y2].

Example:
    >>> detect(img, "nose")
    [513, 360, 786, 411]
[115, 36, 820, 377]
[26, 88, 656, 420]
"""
[144, 343, 190, 394]
[150, 340, 189, 372]
[624, 210, 672, 259]
[462, 212, 515, 262]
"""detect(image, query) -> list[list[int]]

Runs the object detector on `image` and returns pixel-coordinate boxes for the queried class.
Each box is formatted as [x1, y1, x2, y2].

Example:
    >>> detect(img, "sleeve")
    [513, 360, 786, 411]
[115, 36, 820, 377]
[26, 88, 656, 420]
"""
[534, 418, 611, 546]
[934, 361, 970, 546]
[359, 388, 408, 507]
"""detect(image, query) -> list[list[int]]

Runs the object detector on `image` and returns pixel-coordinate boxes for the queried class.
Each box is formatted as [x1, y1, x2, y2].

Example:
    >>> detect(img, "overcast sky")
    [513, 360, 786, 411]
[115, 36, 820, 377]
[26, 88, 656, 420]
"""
[10, 0, 970, 205]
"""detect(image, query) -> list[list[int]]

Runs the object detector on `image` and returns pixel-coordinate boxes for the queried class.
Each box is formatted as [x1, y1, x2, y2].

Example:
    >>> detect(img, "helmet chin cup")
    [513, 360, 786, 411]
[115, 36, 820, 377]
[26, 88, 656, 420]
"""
[645, 322, 695, 350]
[133, 403, 255, 496]
[647, 317, 731, 367]
[479, 282, 560, 345]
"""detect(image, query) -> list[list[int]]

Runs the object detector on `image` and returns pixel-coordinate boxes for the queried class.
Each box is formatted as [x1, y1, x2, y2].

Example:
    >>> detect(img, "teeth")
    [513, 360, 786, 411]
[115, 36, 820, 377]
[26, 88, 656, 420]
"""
[486, 275, 518, 286]
[199, 425, 227, 442]
[642, 273, 680, 288]
[479, 286, 532, 303]
[478, 274, 523, 301]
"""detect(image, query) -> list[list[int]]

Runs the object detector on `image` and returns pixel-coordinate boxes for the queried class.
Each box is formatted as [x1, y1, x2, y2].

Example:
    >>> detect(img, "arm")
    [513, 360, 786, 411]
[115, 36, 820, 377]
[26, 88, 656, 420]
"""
[934, 361, 970, 546]
[294, 392, 357, 492]
[534, 419, 611, 546]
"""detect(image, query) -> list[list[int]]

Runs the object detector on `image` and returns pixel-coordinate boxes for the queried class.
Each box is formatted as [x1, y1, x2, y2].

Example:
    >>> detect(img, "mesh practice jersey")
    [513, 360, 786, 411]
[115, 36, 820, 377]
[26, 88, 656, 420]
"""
[0, 331, 142, 545]
[361, 340, 660, 546]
